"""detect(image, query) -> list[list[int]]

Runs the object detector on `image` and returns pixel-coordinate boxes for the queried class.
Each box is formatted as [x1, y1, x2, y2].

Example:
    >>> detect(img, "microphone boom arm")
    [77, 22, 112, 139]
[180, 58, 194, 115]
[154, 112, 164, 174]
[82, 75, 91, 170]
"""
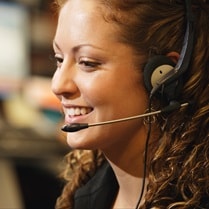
[61, 102, 189, 132]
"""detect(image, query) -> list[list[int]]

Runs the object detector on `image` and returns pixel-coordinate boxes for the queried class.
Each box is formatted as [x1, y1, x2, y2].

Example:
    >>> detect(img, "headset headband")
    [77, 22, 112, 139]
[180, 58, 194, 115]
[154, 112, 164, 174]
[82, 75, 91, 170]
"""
[150, 0, 195, 98]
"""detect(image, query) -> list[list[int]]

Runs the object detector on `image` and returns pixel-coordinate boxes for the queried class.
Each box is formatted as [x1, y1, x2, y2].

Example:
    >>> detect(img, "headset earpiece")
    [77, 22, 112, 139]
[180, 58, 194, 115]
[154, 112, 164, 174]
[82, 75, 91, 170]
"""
[143, 55, 175, 92]
[143, 55, 179, 101]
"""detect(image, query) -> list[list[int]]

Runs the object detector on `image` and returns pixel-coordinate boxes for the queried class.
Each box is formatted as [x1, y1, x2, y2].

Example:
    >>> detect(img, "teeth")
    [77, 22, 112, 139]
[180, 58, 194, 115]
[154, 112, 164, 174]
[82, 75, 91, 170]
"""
[67, 107, 91, 117]
[80, 108, 87, 115]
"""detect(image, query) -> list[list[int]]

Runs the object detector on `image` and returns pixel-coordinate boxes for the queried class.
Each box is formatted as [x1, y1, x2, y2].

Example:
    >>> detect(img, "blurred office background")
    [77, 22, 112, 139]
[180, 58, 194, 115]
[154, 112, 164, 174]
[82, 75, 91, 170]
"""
[0, 0, 69, 208]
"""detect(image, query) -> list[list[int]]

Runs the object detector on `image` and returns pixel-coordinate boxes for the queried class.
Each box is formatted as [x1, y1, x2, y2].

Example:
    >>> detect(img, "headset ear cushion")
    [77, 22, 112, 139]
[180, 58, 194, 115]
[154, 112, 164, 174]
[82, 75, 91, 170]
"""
[143, 55, 176, 93]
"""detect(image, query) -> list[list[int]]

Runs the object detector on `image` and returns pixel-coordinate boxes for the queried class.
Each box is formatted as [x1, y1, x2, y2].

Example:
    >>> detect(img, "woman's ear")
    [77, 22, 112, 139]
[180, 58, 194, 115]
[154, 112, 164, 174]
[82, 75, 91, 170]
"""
[166, 51, 180, 64]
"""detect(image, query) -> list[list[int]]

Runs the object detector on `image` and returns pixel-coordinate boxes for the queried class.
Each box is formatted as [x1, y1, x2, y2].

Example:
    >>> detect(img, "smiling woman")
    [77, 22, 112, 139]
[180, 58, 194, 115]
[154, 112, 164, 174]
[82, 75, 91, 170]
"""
[51, 0, 209, 209]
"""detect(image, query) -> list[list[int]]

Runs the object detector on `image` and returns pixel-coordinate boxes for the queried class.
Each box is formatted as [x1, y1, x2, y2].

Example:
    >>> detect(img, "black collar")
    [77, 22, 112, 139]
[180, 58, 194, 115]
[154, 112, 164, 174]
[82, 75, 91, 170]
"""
[74, 161, 119, 209]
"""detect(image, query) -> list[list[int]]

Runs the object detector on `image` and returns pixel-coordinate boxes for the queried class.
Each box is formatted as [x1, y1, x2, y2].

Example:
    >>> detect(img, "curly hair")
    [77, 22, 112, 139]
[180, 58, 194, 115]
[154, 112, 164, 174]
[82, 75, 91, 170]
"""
[53, 0, 209, 208]
[55, 149, 105, 209]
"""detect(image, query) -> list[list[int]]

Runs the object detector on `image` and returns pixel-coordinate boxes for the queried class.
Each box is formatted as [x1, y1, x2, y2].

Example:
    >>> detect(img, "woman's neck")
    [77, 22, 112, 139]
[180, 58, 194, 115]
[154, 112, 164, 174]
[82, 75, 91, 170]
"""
[102, 127, 149, 208]
[109, 161, 148, 209]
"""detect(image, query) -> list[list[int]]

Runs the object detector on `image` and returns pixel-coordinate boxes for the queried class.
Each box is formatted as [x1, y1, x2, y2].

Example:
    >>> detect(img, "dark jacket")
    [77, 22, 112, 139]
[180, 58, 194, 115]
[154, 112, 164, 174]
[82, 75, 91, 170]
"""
[74, 162, 119, 209]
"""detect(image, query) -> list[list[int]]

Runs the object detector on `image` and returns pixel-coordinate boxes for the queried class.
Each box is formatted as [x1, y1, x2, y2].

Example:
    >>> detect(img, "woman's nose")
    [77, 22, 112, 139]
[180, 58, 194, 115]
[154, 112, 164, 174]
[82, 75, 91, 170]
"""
[51, 63, 78, 98]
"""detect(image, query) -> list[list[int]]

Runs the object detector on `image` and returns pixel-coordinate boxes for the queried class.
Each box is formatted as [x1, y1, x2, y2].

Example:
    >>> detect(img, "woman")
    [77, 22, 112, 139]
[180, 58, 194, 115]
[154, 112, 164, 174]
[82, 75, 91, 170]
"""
[51, 0, 209, 208]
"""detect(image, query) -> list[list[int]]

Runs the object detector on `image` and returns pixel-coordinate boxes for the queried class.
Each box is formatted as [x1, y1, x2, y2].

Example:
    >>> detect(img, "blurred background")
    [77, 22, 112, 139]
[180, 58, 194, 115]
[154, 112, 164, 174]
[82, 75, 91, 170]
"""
[0, 0, 69, 208]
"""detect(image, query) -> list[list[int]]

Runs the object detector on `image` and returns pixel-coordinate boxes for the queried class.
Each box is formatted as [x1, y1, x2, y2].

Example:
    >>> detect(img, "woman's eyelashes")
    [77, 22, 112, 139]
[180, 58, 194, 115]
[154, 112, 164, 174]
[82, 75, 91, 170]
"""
[78, 57, 101, 71]
[54, 56, 63, 68]
[53, 54, 102, 71]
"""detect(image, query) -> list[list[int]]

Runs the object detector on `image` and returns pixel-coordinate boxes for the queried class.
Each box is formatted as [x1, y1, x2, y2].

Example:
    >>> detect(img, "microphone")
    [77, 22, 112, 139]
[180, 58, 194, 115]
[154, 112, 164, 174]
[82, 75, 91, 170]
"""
[61, 101, 189, 132]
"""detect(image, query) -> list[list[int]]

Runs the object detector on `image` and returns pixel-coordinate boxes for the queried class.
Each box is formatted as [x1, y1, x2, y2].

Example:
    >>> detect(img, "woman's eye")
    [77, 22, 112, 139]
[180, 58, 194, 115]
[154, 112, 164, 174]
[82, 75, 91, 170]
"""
[78, 58, 101, 70]
[54, 56, 63, 68]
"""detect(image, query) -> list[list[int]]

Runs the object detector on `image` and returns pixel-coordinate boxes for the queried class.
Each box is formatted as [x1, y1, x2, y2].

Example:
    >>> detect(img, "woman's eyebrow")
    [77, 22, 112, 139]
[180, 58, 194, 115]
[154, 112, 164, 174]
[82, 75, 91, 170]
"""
[72, 44, 105, 52]
[52, 40, 106, 54]
[52, 40, 61, 51]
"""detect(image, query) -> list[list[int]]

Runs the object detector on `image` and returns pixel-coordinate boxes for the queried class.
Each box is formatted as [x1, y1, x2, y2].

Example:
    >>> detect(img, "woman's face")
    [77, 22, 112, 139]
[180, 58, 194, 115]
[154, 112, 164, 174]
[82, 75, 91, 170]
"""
[52, 0, 149, 152]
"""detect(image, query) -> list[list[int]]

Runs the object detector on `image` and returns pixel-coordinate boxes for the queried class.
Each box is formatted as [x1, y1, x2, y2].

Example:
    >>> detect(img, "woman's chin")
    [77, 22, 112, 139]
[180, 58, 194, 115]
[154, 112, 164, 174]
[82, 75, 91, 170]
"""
[66, 134, 93, 150]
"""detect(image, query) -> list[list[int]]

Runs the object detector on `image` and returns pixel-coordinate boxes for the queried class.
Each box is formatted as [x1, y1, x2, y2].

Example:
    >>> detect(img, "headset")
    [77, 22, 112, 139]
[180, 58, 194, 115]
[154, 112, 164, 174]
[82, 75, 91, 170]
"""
[143, 0, 195, 103]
